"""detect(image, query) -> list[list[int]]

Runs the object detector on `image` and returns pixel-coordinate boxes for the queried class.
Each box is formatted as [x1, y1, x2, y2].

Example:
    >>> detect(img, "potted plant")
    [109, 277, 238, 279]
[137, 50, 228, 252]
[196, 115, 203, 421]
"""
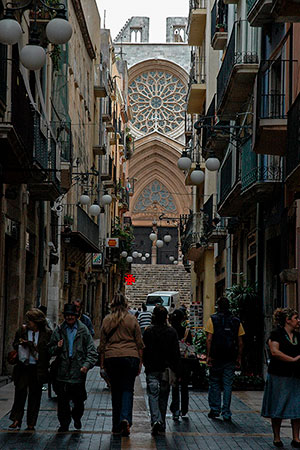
[64, 215, 74, 225]
[216, 23, 225, 32]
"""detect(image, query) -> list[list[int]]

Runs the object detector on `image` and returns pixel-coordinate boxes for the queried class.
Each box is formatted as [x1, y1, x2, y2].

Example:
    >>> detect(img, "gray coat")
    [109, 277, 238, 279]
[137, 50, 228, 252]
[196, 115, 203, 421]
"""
[49, 320, 98, 384]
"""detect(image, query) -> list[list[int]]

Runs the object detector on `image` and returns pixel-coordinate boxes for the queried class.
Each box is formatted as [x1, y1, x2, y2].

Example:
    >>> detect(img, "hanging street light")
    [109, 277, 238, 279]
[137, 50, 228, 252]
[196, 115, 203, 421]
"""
[169, 256, 175, 262]
[145, 253, 150, 258]
[163, 233, 172, 243]
[141, 256, 146, 261]
[138, 252, 142, 258]
[173, 260, 178, 265]
[132, 251, 139, 258]
[89, 201, 101, 216]
[190, 163, 205, 185]
[79, 191, 91, 205]
[0, 2, 73, 70]
[156, 240, 164, 248]
[177, 150, 192, 171]
[101, 191, 112, 205]
[206, 156, 220, 171]
[121, 251, 128, 258]
[126, 256, 133, 263]
[149, 232, 157, 241]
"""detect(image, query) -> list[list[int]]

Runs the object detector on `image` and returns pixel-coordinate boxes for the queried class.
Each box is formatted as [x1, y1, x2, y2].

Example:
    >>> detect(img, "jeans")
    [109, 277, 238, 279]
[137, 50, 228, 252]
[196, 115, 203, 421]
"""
[170, 360, 191, 416]
[146, 371, 170, 426]
[105, 357, 139, 430]
[208, 361, 235, 418]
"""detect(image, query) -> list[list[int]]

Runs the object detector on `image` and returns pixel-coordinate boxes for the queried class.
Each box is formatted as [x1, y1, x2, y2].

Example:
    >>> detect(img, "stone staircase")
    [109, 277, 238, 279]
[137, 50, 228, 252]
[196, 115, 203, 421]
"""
[125, 264, 191, 309]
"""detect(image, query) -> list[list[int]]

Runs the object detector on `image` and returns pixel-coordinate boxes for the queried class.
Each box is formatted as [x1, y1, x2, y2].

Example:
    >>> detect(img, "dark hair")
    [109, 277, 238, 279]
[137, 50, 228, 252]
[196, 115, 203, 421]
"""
[152, 305, 168, 325]
[25, 308, 47, 330]
[217, 296, 230, 312]
[38, 304, 47, 315]
[169, 309, 184, 326]
[142, 303, 147, 312]
[273, 307, 298, 327]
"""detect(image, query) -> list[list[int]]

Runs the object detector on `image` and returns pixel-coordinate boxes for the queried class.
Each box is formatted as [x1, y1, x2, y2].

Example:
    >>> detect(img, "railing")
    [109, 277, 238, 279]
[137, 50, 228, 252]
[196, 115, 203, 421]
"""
[50, 138, 60, 191]
[202, 95, 216, 149]
[33, 112, 48, 169]
[0, 44, 7, 109]
[190, 51, 206, 85]
[185, 113, 193, 134]
[219, 152, 233, 204]
[181, 212, 207, 255]
[286, 92, 300, 178]
[217, 20, 259, 111]
[241, 137, 282, 190]
[101, 154, 113, 177]
[64, 205, 99, 250]
[256, 60, 297, 120]
[211, 0, 228, 41]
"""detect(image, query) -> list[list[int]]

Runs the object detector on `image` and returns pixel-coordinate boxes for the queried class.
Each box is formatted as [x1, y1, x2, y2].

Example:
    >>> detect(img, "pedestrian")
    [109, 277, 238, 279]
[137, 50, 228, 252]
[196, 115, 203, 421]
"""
[38, 304, 54, 331]
[9, 308, 52, 431]
[138, 303, 152, 335]
[72, 299, 95, 336]
[98, 292, 144, 437]
[143, 305, 181, 435]
[261, 307, 300, 448]
[169, 308, 194, 420]
[206, 296, 244, 421]
[49, 303, 98, 432]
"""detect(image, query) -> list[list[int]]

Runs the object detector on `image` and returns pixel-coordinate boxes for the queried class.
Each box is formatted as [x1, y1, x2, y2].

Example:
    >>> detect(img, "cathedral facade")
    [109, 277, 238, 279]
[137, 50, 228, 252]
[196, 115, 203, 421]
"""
[114, 17, 192, 264]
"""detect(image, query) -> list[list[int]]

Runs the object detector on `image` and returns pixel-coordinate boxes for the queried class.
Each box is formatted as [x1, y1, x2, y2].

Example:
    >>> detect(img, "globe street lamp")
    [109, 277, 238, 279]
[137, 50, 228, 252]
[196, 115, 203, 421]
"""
[156, 240, 164, 248]
[177, 150, 192, 171]
[0, 1, 73, 71]
[163, 233, 172, 243]
[149, 232, 157, 241]
[190, 164, 205, 185]
[121, 251, 128, 258]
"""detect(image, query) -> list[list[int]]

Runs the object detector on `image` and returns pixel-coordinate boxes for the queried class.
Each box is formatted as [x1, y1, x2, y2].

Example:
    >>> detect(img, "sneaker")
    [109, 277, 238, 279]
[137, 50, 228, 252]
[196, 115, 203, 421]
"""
[172, 413, 180, 421]
[74, 419, 82, 430]
[120, 419, 130, 437]
[208, 411, 220, 419]
[152, 421, 164, 435]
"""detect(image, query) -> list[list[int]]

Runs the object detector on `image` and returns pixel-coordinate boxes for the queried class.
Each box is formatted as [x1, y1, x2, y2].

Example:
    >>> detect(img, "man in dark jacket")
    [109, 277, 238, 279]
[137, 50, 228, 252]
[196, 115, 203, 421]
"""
[73, 299, 95, 336]
[143, 305, 180, 435]
[49, 303, 98, 432]
[206, 297, 245, 421]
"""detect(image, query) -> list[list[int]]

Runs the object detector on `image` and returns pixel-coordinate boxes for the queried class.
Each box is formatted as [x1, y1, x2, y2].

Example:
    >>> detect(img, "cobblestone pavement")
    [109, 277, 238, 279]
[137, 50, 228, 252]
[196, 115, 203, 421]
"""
[0, 368, 294, 449]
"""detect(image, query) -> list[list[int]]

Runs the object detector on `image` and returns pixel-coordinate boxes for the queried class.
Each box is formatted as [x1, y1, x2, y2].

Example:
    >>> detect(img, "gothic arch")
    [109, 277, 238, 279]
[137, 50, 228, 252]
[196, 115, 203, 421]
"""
[128, 132, 191, 226]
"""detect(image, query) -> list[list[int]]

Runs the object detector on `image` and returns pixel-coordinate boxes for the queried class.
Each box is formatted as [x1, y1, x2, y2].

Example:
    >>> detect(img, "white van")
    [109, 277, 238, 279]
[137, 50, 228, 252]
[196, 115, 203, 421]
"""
[146, 291, 180, 313]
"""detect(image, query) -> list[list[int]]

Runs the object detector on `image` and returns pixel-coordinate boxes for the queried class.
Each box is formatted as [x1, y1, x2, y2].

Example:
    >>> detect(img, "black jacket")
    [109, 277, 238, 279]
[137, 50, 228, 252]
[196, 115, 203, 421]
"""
[143, 324, 180, 375]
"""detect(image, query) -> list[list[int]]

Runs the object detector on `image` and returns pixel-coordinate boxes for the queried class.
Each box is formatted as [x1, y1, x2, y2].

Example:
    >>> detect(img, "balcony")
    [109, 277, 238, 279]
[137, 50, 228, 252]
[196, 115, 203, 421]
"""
[188, 0, 207, 47]
[101, 155, 113, 182]
[181, 212, 208, 261]
[27, 112, 61, 201]
[252, 59, 296, 156]
[201, 95, 230, 160]
[271, 0, 300, 22]
[185, 114, 193, 143]
[217, 151, 242, 216]
[94, 65, 108, 98]
[186, 53, 206, 114]
[211, 0, 228, 50]
[62, 205, 100, 253]
[285, 92, 300, 190]
[203, 194, 227, 243]
[217, 20, 259, 119]
[0, 57, 34, 182]
[241, 137, 282, 200]
[247, 0, 273, 26]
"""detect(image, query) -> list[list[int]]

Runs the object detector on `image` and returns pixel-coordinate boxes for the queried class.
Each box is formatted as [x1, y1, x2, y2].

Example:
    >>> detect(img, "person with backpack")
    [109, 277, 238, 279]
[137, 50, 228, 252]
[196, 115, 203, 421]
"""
[205, 296, 245, 421]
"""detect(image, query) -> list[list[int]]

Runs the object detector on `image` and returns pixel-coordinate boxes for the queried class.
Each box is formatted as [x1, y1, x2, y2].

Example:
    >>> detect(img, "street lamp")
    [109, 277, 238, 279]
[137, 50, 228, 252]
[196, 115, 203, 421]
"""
[0, 1, 73, 70]
[177, 150, 192, 171]
[121, 251, 128, 258]
[169, 256, 175, 262]
[132, 251, 139, 258]
[163, 233, 172, 243]
[79, 191, 91, 206]
[126, 256, 133, 263]
[190, 163, 205, 185]
[149, 232, 157, 241]
[89, 200, 101, 216]
[156, 240, 164, 248]
[101, 191, 112, 205]
[206, 153, 220, 171]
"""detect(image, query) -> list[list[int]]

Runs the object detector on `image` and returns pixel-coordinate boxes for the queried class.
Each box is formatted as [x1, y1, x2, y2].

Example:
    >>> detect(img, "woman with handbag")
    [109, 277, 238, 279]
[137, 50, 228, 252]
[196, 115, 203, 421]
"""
[8, 308, 52, 431]
[261, 308, 300, 448]
[98, 292, 144, 437]
[169, 308, 194, 420]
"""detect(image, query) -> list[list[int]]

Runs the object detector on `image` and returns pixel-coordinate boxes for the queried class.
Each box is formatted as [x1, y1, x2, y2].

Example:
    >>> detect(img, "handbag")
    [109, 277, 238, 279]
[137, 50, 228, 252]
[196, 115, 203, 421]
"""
[7, 349, 18, 365]
[179, 328, 196, 359]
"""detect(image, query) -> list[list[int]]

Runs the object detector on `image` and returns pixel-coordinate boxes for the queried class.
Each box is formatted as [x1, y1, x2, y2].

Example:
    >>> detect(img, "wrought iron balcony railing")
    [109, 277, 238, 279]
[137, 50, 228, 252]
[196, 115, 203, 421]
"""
[211, 0, 228, 41]
[241, 137, 282, 191]
[181, 212, 208, 255]
[286, 92, 300, 179]
[217, 20, 259, 112]
[63, 204, 100, 252]
[256, 59, 297, 120]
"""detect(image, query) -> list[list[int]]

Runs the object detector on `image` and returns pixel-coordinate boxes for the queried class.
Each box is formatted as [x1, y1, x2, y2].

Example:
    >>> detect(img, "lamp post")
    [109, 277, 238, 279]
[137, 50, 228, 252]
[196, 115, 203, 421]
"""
[0, 1, 73, 71]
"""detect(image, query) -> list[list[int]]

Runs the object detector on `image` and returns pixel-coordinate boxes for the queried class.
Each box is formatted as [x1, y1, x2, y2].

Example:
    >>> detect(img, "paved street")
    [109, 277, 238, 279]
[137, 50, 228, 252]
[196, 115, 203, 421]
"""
[0, 368, 294, 449]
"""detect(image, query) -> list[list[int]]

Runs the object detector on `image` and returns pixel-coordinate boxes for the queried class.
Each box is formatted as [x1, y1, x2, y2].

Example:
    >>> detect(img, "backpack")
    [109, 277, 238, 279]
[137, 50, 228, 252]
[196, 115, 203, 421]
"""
[210, 312, 240, 361]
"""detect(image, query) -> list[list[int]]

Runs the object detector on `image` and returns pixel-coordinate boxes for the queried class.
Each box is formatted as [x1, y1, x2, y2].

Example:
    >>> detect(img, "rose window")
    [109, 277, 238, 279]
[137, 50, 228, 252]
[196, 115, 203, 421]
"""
[128, 70, 187, 138]
[134, 180, 176, 213]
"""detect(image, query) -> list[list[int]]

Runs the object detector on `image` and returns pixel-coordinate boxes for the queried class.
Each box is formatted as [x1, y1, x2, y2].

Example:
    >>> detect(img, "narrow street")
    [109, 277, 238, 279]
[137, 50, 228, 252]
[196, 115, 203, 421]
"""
[0, 369, 293, 449]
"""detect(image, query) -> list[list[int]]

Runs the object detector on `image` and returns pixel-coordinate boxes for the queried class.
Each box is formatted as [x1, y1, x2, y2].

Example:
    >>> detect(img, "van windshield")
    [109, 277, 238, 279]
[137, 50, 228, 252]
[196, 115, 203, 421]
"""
[146, 295, 170, 307]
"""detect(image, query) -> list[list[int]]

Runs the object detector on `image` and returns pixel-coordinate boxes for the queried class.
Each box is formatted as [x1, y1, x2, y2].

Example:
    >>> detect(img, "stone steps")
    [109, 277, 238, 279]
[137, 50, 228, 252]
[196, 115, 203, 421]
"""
[125, 264, 191, 309]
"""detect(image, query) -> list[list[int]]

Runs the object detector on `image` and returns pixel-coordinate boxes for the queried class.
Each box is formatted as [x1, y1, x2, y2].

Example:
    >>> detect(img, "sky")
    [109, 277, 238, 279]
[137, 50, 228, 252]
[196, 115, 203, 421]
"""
[96, 0, 189, 43]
